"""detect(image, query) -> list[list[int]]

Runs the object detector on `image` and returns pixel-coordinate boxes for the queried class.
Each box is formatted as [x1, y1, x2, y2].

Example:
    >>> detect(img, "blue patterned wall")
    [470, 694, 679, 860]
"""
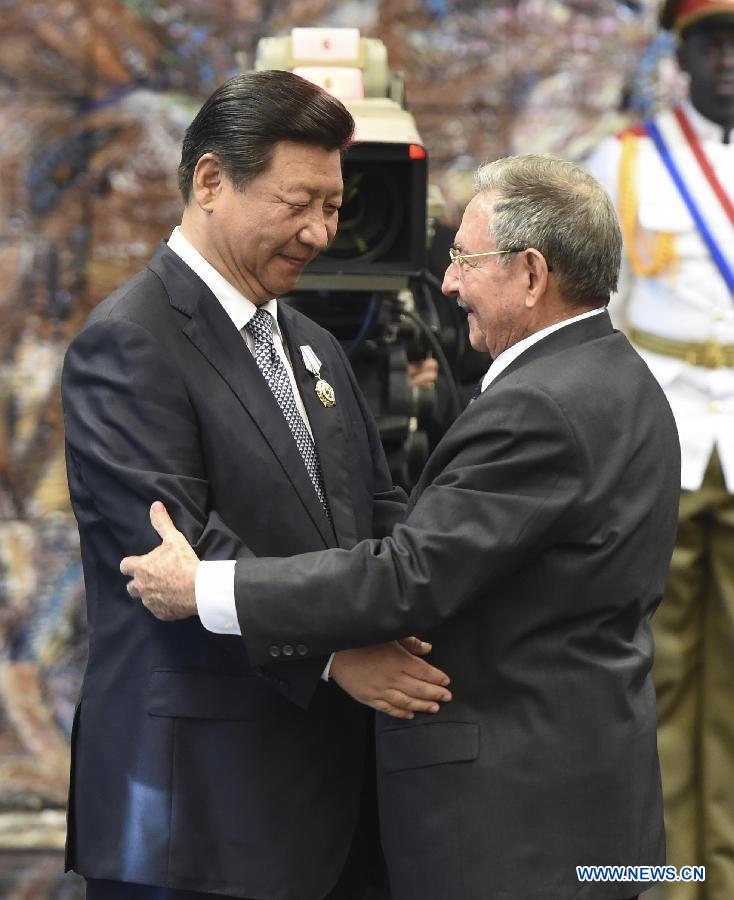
[0, 0, 675, 851]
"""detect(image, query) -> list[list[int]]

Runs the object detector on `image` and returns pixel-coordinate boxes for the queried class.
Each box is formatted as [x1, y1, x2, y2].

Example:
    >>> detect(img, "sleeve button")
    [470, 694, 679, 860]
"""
[268, 645, 281, 658]
[282, 644, 294, 657]
[296, 644, 308, 656]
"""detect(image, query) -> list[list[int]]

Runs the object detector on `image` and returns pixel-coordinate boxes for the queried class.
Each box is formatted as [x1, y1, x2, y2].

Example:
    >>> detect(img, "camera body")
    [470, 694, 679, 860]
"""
[303, 138, 428, 286]
[256, 29, 429, 287]
[252, 29, 457, 487]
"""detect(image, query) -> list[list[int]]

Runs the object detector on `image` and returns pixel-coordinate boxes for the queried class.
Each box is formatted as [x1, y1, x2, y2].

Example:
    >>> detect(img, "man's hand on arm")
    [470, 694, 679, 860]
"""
[329, 638, 452, 720]
[121, 503, 453, 719]
[120, 501, 199, 620]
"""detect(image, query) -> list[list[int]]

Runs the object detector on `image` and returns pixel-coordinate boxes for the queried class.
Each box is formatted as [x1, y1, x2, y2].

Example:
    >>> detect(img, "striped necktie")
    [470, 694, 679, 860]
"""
[245, 308, 331, 517]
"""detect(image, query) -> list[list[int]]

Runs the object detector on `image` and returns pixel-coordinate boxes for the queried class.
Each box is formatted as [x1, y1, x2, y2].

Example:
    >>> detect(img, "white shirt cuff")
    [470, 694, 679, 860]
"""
[321, 652, 336, 682]
[195, 560, 240, 635]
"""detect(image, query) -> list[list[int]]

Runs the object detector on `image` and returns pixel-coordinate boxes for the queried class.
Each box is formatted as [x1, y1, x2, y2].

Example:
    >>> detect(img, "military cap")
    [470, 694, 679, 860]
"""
[660, 0, 734, 32]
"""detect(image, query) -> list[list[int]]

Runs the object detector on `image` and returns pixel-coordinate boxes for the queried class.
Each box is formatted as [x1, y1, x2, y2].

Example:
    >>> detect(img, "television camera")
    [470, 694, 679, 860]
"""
[250, 29, 469, 487]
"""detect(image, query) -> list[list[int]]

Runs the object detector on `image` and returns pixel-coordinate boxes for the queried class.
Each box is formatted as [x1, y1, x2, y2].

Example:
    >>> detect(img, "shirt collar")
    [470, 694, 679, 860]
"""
[481, 306, 606, 393]
[681, 100, 730, 145]
[167, 226, 279, 332]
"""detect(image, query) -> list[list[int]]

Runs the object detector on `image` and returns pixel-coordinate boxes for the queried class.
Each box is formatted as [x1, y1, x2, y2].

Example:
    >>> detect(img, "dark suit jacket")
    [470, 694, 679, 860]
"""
[234, 311, 681, 900]
[61, 243, 406, 899]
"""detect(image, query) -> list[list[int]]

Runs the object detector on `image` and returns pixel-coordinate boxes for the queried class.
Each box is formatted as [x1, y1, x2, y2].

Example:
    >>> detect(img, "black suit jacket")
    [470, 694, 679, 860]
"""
[234, 312, 681, 900]
[61, 243, 406, 898]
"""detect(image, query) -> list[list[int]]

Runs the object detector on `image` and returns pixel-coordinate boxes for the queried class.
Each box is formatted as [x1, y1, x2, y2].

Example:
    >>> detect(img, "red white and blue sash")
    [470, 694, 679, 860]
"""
[645, 107, 734, 296]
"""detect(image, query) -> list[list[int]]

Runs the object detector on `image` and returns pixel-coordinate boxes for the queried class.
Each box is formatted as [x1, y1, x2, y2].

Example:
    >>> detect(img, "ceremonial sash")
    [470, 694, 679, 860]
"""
[645, 109, 734, 296]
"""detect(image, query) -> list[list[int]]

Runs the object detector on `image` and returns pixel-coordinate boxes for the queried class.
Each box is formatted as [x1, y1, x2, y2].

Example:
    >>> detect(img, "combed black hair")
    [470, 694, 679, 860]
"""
[177, 70, 355, 202]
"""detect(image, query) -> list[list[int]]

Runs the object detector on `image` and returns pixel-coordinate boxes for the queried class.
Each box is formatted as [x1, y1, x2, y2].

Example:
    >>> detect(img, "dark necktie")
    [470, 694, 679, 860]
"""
[245, 308, 330, 517]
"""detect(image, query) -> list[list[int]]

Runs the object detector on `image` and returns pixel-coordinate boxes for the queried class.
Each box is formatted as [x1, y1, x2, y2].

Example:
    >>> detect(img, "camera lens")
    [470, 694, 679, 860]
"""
[325, 161, 403, 262]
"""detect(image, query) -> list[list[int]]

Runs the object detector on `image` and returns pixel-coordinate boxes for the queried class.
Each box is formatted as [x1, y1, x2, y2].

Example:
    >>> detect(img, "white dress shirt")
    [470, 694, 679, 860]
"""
[480, 307, 606, 394]
[168, 227, 313, 437]
[585, 103, 734, 491]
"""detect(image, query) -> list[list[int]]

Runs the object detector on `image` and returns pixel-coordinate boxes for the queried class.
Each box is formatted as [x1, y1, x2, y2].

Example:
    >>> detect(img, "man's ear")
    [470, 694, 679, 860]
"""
[524, 248, 550, 309]
[191, 153, 224, 214]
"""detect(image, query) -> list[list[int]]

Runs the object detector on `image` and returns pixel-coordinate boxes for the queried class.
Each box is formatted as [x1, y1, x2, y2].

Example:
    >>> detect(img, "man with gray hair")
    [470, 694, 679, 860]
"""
[122, 154, 682, 900]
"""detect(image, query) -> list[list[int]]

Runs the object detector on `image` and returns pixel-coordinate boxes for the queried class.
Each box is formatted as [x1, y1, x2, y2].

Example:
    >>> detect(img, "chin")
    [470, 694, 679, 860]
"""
[467, 323, 488, 354]
[279, 277, 302, 296]
[261, 273, 298, 298]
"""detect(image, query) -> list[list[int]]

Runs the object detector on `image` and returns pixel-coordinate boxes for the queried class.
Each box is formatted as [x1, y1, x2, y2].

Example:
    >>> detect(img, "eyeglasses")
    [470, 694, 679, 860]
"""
[448, 246, 523, 268]
[448, 246, 553, 271]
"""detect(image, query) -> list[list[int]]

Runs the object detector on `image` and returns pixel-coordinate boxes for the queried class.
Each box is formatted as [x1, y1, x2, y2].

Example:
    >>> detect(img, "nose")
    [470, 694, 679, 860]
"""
[442, 261, 459, 297]
[298, 211, 331, 251]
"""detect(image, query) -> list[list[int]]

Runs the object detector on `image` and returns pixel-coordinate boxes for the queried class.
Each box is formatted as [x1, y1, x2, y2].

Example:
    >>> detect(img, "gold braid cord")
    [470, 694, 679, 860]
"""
[619, 133, 677, 277]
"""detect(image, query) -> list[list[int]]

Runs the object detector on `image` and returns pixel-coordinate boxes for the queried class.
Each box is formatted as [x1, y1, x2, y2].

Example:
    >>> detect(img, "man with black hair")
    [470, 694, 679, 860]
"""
[586, 4, 734, 897]
[62, 70, 450, 900]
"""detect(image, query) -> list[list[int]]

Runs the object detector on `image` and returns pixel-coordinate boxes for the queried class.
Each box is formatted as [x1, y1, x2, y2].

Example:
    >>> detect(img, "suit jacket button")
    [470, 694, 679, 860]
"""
[282, 644, 294, 657]
[268, 645, 281, 658]
[296, 644, 308, 656]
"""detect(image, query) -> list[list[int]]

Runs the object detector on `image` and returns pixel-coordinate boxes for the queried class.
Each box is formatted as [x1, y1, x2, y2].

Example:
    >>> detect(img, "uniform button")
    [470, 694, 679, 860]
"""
[710, 401, 721, 414]
[268, 645, 281, 658]
[282, 644, 294, 657]
[224, 621, 236, 632]
[296, 644, 308, 656]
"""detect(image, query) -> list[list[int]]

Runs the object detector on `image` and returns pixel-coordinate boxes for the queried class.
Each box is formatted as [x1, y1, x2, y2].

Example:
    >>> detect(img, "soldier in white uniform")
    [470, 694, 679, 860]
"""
[586, 2, 734, 898]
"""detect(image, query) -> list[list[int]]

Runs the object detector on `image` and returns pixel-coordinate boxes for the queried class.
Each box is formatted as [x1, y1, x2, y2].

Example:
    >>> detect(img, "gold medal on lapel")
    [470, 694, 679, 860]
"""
[300, 344, 337, 408]
[315, 377, 336, 407]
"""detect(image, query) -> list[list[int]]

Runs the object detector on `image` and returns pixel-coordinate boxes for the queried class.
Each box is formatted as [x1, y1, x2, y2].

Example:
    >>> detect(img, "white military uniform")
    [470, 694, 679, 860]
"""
[587, 101, 734, 900]
[588, 101, 734, 489]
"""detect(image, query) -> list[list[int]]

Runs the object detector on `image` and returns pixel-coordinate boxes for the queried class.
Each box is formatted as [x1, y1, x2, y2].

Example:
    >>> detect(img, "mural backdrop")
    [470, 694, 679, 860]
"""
[0, 0, 681, 892]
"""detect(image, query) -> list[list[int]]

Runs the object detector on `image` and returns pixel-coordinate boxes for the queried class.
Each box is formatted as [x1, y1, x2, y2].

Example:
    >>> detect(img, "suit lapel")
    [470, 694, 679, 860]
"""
[279, 306, 358, 550]
[148, 244, 335, 549]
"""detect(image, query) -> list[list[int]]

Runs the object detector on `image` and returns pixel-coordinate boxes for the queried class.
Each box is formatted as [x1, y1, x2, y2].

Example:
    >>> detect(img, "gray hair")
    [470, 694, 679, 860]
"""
[473, 154, 621, 307]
